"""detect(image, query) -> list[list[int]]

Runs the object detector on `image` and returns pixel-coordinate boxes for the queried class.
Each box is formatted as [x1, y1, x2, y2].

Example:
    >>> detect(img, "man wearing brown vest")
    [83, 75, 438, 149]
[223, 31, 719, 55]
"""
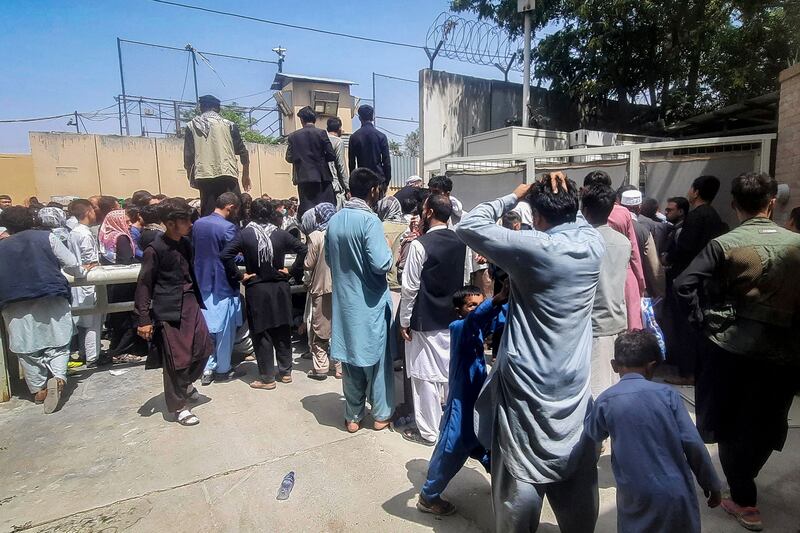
[184, 95, 251, 217]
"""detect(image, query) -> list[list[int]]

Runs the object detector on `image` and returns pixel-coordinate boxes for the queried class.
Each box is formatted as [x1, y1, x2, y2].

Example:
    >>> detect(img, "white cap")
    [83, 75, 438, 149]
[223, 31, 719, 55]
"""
[620, 190, 642, 206]
[405, 175, 422, 186]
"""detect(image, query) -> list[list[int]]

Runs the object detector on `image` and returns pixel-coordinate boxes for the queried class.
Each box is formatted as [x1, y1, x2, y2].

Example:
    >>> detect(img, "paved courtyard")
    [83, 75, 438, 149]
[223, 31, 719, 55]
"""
[1, 347, 798, 533]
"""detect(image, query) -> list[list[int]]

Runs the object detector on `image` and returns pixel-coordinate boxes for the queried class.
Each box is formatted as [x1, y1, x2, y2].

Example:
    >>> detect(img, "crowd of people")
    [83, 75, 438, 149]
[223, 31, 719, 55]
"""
[1, 96, 799, 533]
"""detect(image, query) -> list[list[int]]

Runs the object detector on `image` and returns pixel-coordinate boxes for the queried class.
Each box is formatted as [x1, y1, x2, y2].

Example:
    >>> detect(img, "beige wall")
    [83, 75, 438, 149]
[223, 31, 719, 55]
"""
[0, 154, 37, 203]
[27, 132, 297, 202]
[281, 80, 354, 135]
[776, 63, 800, 215]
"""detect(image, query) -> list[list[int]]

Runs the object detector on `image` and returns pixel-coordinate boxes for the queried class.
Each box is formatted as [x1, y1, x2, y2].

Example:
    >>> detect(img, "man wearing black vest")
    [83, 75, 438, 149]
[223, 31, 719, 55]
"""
[399, 193, 466, 446]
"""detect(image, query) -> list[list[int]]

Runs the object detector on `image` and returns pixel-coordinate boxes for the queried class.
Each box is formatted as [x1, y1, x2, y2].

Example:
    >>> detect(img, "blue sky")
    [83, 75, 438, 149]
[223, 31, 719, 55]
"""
[0, 0, 538, 153]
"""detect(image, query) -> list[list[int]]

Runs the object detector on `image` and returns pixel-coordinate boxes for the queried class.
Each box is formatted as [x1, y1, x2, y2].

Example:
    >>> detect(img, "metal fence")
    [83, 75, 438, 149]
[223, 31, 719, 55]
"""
[389, 155, 420, 189]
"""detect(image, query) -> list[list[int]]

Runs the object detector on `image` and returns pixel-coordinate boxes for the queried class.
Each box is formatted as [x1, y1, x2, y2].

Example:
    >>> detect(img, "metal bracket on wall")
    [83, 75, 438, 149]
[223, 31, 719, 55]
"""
[424, 40, 445, 70]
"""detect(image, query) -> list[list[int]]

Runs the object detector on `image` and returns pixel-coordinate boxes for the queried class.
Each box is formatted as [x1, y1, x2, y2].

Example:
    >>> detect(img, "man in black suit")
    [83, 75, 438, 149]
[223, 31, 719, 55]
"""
[348, 105, 392, 186]
[285, 106, 337, 216]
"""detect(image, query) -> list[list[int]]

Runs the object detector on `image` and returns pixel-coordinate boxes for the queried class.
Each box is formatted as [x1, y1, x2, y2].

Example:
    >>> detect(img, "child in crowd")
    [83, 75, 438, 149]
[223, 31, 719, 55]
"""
[417, 281, 509, 516]
[134, 199, 214, 426]
[584, 330, 722, 533]
[68, 199, 105, 367]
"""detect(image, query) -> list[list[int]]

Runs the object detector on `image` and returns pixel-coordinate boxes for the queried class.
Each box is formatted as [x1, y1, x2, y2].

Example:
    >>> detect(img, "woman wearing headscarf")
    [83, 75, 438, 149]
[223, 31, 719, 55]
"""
[99, 209, 145, 360]
[304, 202, 340, 380]
[221, 199, 307, 390]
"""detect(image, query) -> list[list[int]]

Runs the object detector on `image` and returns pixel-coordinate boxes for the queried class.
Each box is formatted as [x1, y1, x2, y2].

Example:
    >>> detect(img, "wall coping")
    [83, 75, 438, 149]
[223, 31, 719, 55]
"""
[779, 63, 800, 84]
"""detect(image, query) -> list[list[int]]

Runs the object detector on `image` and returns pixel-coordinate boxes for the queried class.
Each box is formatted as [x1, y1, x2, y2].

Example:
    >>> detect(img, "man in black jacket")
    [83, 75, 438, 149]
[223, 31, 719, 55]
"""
[285, 106, 336, 217]
[665, 175, 728, 385]
[348, 105, 392, 185]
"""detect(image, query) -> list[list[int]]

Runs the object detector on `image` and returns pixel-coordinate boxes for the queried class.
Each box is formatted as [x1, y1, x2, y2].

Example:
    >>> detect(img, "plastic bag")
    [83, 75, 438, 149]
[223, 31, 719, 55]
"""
[641, 297, 666, 359]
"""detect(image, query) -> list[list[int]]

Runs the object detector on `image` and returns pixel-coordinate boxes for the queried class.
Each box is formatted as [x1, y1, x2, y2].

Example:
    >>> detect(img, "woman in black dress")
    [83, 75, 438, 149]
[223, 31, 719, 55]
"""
[221, 198, 307, 390]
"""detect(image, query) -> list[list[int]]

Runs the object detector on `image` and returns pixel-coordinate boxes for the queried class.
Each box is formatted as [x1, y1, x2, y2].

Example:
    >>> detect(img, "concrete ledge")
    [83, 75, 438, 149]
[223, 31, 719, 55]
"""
[779, 63, 800, 84]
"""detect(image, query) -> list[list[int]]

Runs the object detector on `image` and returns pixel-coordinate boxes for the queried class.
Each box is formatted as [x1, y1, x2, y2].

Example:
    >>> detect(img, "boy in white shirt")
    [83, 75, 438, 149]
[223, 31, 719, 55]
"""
[68, 199, 105, 367]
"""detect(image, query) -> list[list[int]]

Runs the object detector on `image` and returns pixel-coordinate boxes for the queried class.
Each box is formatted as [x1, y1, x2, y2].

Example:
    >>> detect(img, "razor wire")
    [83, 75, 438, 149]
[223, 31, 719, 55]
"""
[426, 12, 523, 72]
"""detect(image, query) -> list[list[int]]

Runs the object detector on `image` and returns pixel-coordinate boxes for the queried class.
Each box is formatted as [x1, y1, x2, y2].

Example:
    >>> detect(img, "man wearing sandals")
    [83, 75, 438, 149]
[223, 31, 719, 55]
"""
[325, 168, 394, 433]
[135, 199, 214, 426]
[399, 193, 466, 446]
[0, 206, 89, 414]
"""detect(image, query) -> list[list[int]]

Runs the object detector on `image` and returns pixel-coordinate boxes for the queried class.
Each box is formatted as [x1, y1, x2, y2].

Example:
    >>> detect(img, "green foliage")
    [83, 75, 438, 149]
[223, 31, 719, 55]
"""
[389, 140, 405, 157]
[452, 0, 799, 125]
[182, 103, 280, 144]
[404, 129, 421, 157]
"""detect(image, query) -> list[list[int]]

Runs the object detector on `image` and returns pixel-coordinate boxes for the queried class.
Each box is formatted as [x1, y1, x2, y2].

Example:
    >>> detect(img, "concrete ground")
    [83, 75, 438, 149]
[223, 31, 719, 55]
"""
[1, 347, 798, 533]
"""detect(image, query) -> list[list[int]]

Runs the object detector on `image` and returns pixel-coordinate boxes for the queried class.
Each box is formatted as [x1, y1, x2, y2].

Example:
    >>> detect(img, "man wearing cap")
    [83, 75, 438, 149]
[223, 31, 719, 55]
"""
[184, 95, 251, 217]
[393, 175, 424, 206]
[619, 186, 665, 298]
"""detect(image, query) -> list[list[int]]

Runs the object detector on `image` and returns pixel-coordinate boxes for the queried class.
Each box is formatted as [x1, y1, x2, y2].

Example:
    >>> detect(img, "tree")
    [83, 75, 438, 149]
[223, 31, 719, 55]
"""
[182, 103, 280, 144]
[404, 129, 421, 157]
[452, 0, 799, 125]
[389, 139, 405, 156]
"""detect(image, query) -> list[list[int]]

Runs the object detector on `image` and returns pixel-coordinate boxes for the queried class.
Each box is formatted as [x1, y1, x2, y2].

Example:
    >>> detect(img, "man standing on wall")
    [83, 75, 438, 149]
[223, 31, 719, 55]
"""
[326, 117, 350, 209]
[285, 106, 337, 217]
[348, 105, 391, 186]
[184, 94, 251, 217]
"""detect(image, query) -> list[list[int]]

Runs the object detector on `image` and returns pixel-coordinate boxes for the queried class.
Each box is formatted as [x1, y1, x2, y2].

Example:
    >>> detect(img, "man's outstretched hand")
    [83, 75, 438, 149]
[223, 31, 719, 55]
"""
[513, 183, 532, 200]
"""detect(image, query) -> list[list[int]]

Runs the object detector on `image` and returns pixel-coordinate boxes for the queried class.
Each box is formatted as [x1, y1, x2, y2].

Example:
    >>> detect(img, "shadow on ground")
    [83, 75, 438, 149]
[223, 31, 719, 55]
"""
[301, 392, 347, 432]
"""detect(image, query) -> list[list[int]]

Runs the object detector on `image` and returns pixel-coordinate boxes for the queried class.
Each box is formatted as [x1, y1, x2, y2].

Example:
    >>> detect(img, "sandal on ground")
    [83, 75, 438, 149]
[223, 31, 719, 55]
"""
[34, 388, 48, 404]
[345, 420, 360, 433]
[250, 380, 277, 390]
[176, 409, 200, 426]
[43, 377, 63, 414]
[402, 428, 435, 447]
[416, 494, 457, 516]
[721, 499, 763, 531]
[307, 370, 327, 381]
[373, 419, 391, 431]
[279, 375, 293, 384]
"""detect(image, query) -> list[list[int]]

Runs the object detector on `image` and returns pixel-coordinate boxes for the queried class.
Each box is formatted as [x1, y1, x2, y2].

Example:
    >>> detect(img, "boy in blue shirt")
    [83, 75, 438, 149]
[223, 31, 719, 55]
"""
[416, 282, 509, 516]
[585, 330, 722, 533]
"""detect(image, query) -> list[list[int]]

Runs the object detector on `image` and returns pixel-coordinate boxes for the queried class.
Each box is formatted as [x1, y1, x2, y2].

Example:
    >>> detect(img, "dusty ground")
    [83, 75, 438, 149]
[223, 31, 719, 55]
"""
[1, 347, 798, 533]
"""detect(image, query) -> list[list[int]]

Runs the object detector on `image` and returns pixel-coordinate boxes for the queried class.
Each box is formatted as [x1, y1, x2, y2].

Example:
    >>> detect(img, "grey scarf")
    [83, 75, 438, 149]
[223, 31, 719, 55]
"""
[246, 221, 277, 267]
[343, 197, 374, 213]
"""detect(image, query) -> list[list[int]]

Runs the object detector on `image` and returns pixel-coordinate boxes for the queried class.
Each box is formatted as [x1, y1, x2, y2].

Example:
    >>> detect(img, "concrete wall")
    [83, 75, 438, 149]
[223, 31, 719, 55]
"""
[27, 132, 296, 202]
[0, 154, 37, 203]
[281, 80, 354, 135]
[776, 63, 800, 217]
[420, 69, 654, 178]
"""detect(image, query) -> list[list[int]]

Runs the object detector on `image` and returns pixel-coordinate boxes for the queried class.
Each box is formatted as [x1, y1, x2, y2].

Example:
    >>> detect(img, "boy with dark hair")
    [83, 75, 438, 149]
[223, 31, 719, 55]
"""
[417, 281, 509, 515]
[138, 204, 164, 250]
[135, 199, 213, 426]
[585, 330, 722, 533]
[581, 184, 631, 398]
[68, 198, 104, 367]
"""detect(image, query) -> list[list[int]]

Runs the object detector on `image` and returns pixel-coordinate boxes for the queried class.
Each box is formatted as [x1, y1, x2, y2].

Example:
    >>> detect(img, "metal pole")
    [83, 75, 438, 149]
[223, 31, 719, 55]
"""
[138, 99, 144, 136]
[173, 101, 181, 135]
[372, 72, 376, 126]
[117, 38, 130, 135]
[522, 12, 532, 128]
[74, 111, 80, 133]
[190, 48, 199, 103]
[117, 97, 123, 135]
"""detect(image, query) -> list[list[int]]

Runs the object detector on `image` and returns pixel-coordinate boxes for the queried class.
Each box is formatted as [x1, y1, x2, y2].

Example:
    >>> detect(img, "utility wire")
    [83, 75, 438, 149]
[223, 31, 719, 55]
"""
[374, 73, 419, 84]
[0, 103, 119, 124]
[150, 0, 423, 49]
[119, 37, 278, 64]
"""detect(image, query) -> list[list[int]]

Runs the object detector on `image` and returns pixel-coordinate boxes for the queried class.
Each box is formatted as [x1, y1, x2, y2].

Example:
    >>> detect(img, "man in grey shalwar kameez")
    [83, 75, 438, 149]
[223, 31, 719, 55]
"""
[455, 174, 605, 532]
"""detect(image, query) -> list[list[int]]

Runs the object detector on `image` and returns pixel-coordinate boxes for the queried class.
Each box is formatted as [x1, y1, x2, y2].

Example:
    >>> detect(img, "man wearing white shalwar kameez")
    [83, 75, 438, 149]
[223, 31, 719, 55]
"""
[400, 194, 466, 445]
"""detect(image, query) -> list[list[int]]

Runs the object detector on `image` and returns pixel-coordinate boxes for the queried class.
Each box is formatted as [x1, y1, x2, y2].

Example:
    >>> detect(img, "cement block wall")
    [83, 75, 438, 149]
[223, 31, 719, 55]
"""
[0, 154, 36, 203]
[776, 63, 800, 215]
[14, 132, 297, 203]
